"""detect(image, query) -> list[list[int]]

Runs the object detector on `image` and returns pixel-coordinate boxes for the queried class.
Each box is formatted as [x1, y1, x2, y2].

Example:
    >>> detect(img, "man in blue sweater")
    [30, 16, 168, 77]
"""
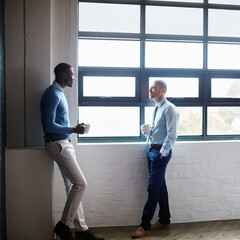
[41, 63, 104, 240]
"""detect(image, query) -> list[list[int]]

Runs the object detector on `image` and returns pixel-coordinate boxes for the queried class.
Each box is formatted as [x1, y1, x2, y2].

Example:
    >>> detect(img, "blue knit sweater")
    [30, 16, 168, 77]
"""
[40, 82, 73, 141]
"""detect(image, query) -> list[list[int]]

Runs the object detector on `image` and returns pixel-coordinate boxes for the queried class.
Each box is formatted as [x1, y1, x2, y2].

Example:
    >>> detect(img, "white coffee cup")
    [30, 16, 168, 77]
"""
[84, 123, 90, 134]
[141, 124, 151, 135]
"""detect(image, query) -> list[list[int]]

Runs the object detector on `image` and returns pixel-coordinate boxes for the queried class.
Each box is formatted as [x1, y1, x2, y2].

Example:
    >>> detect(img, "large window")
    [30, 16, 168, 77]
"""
[78, 0, 240, 142]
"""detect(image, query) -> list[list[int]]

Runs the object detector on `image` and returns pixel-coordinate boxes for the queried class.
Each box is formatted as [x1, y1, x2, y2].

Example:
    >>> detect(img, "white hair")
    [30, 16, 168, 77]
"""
[154, 80, 167, 94]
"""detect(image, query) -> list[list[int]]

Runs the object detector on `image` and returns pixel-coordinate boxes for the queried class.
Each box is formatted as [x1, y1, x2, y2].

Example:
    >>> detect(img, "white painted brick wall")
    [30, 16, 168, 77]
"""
[53, 141, 240, 227]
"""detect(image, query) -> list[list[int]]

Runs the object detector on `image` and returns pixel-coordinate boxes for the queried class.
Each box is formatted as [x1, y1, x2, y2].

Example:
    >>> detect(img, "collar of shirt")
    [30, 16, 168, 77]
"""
[52, 81, 63, 91]
[156, 98, 166, 108]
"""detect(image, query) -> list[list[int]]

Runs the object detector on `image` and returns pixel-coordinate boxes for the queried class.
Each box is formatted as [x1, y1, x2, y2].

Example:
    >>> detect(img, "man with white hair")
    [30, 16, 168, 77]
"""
[132, 80, 179, 238]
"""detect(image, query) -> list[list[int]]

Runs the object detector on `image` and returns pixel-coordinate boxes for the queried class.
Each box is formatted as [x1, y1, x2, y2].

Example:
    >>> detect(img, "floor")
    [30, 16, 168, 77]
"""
[91, 220, 240, 240]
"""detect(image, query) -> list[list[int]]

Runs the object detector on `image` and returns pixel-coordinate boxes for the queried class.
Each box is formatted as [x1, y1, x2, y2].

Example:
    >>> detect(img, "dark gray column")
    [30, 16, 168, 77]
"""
[0, 0, 7, 238]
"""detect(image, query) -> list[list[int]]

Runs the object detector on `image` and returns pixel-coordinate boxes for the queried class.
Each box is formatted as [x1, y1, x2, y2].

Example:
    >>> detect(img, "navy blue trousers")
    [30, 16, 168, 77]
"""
[140, 146, 172, 230]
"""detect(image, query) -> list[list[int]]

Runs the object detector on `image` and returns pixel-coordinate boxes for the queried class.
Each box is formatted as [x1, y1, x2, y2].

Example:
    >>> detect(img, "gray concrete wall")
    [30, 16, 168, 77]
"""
[5, 0, 51, 148]
[6, 149, 53, 240]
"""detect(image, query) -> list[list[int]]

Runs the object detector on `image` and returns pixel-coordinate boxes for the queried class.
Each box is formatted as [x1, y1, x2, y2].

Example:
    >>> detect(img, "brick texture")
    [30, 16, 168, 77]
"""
[53, 141, 240, 227]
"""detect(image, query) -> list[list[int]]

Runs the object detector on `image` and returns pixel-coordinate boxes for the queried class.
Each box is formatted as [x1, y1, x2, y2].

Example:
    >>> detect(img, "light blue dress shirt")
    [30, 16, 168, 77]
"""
[147, 98, 179, 157]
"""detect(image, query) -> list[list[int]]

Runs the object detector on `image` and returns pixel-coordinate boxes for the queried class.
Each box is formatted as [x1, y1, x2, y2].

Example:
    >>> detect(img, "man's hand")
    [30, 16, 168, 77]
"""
[160, 153, 163, 159]
[73, 123, 85, 134]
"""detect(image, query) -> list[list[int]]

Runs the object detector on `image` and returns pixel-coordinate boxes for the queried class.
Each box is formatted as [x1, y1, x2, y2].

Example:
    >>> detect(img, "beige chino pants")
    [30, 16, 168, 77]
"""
[45, 139, 88, 231]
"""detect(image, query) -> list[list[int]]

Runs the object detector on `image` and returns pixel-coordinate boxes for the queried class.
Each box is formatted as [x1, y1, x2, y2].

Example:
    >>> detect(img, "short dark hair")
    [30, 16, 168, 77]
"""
[54, 63, 72, 78]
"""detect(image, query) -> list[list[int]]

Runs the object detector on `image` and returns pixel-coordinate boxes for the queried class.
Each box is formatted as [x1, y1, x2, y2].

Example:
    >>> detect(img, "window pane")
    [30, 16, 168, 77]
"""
[78, 107, 140, 137]
[145, 107, 155, 126]
[78, 40, 140, 67]
[150, 0, 203, 2]
[145, 107, 202, 135]
[79, 3, 140, 33]
[211, 78, 240, 98]
[208, 107, 240, 135]
[178, 107, 202, 135]
[209, 9, 240, 37]
[209, 0, 240, 4]
[208, 43, 240, 70]
[145, 42, 203, 68]
[146, 6, 203, 36]
[149, 77, 199, 98]
[83, 76, 135, 97]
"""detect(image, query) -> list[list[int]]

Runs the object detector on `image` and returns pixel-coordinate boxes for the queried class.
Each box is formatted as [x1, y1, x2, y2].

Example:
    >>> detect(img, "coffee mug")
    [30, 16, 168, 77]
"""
[141, 124, 151, 135]
[84, 123, 90, 133]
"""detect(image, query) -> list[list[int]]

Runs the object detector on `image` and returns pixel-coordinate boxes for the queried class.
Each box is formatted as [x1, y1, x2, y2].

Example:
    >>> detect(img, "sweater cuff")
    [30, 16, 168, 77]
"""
[67, 127, 74, 134]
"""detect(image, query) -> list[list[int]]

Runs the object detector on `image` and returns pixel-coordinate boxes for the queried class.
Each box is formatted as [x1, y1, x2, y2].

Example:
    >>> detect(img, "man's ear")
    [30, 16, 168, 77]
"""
[62, 72, 67, 78]
[161, 88, 166, 94]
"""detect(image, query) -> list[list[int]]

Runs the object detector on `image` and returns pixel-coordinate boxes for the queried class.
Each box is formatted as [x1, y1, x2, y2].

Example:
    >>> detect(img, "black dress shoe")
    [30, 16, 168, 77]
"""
[75, 230, 105, 240]
[54, 221, 75, 240]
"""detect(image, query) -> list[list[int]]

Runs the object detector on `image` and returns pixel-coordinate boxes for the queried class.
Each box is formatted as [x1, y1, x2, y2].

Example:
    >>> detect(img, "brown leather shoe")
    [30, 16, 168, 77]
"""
[151, 221, 169, 230]
[131, 227, 148, 238]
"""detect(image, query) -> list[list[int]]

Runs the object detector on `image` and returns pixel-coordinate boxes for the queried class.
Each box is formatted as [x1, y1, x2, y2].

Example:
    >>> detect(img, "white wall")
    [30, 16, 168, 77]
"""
[4, 0, 240, 239]
[53, 141, 240, 227]
[52, 0, 78, 141]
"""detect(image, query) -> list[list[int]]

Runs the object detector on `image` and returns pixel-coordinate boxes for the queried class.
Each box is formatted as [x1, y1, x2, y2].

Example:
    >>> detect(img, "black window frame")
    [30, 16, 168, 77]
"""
[78, 0, 240, 142]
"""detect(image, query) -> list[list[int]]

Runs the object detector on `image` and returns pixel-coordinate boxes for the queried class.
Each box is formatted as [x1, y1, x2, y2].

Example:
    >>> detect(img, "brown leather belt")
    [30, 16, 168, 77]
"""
[149, 144, 162, 148]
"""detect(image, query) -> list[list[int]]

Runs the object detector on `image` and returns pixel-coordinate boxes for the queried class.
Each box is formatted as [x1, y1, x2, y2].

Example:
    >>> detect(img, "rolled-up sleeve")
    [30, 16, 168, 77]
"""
[160, 106, 179, 157]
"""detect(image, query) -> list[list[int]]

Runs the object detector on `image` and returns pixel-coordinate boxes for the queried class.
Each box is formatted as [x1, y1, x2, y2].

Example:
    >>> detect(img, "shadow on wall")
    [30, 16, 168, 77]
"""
[0, 0, 6, 239]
